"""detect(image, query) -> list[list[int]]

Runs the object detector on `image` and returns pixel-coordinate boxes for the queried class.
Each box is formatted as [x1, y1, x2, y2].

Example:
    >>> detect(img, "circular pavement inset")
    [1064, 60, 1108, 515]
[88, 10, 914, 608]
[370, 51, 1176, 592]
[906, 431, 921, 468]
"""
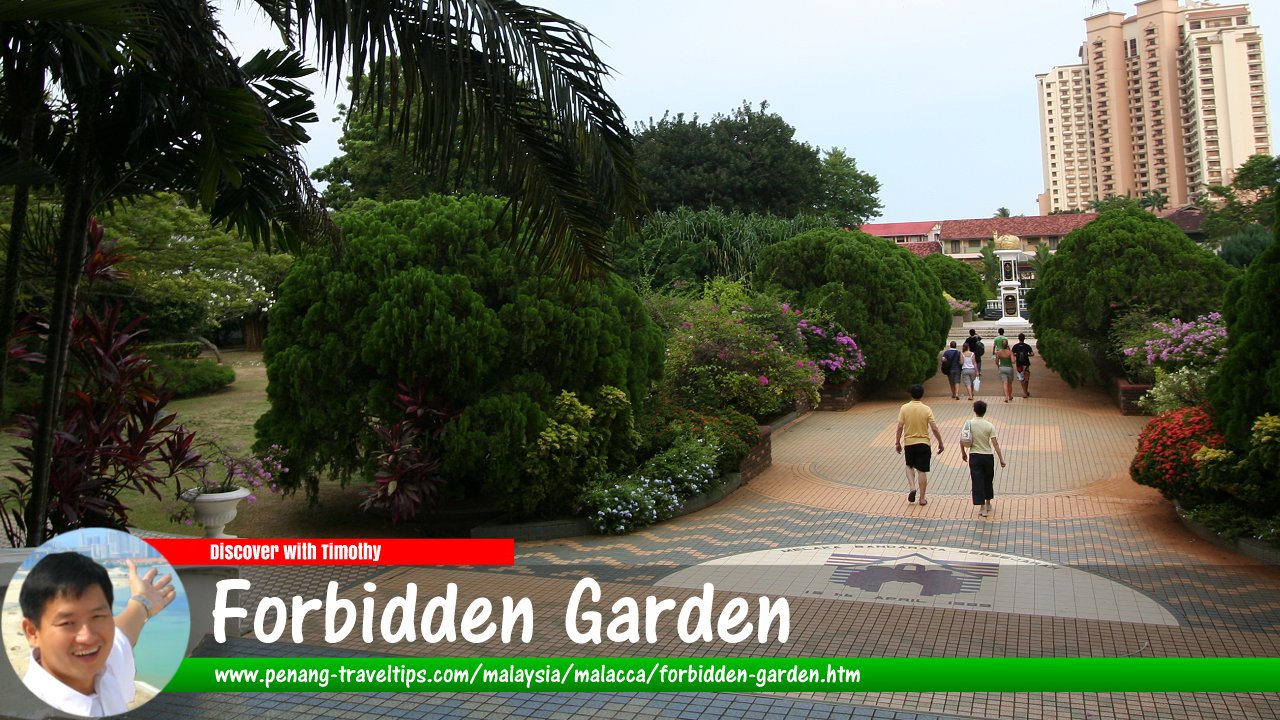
[657, 544, 1179, 626]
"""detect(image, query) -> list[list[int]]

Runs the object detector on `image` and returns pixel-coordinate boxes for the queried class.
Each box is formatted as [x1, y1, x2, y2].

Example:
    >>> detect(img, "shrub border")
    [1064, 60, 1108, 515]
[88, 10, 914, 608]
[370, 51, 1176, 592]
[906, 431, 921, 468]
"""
[471, 472, 745, 541]
[1175, 506, 1280, 567]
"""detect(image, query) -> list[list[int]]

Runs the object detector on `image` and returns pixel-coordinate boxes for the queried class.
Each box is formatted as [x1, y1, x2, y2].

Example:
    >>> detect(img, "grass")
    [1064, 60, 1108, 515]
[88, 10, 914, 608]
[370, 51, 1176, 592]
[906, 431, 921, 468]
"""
[2, 350, 425, 541]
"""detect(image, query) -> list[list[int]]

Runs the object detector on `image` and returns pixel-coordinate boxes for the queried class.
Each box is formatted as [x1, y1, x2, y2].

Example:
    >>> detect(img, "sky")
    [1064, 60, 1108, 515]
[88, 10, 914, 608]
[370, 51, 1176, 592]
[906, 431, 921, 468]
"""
[215, 0, 1280, 224]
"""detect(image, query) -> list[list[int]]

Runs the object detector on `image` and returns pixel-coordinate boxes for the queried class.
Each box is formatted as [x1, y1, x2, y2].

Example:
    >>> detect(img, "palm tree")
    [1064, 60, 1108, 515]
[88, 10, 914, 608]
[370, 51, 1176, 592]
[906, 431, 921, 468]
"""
[1139, 190, 1169, 212]
[994, 207, 1011, 218]
[1, 0, 645, 545]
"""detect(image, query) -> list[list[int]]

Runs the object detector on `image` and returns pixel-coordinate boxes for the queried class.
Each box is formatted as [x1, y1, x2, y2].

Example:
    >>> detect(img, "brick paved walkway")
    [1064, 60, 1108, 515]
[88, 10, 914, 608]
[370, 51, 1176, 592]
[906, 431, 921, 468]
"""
[135, 331, 1280, 720]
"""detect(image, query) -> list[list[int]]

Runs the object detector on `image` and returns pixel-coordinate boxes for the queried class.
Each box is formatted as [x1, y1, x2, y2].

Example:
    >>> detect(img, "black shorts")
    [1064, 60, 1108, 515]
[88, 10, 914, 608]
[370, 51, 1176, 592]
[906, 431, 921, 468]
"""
[903, 443, 932, 472]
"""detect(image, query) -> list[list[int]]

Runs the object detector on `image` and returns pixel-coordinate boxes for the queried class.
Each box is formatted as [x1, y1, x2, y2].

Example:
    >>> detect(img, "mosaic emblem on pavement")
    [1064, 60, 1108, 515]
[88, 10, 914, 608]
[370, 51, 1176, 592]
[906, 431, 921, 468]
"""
[657, 544, 1179, 626]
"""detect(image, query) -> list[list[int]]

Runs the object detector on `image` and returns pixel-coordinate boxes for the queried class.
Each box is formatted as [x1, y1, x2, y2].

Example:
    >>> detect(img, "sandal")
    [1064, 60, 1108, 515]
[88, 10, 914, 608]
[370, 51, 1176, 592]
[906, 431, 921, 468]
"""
[918, 498, 927, 506]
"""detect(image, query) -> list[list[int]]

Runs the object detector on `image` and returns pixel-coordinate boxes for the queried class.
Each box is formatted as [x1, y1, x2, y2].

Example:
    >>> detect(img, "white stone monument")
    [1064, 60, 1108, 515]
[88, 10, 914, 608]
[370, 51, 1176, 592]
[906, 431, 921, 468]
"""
[992, 234, 1028, 322]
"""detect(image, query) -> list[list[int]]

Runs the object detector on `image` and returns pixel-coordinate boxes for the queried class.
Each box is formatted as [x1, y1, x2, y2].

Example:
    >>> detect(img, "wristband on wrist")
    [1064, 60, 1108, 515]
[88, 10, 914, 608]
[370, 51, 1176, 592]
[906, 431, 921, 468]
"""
[130, 593, 154, 619]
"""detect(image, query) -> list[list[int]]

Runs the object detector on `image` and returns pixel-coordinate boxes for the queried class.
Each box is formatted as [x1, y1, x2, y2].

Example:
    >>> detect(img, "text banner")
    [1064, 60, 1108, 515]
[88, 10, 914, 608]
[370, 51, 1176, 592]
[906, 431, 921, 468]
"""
[166, 657, 1280, 693]
[145, 538, 514, 566]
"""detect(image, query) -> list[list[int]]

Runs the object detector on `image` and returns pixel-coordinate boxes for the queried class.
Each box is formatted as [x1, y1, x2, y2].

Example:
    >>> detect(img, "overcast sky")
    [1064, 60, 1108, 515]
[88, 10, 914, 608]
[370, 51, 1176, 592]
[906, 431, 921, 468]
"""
[216, 0, 1280, 223]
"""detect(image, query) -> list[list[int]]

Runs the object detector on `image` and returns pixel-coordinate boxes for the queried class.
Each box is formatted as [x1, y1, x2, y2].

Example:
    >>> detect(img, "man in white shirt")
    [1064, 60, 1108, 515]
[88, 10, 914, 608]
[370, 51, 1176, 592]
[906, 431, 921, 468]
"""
[20, 552, 177, 717]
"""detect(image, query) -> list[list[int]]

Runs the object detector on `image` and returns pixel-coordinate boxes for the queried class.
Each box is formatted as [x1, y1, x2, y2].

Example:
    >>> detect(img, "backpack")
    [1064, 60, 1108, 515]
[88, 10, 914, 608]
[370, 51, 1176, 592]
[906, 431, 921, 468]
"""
[941, 349, 958, 374]
[973, 338, 985, 357]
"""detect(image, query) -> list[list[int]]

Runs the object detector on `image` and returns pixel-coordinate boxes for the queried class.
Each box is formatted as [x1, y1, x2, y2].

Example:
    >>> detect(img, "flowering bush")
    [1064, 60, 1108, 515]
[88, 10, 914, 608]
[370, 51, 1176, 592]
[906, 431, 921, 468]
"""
[171, 443, 287, 526]
[581, 476, 672, 535]
[1129, 406, 1226, 507]
[1137, 366, 1216, 415]
[1121, 312, 1227, 381]
[582, 436, 720, 534]
[943, 292, 972, 315]
[664, 299, 821, 420]
[658, 407, 760, 476]
[1193, 414, 1280, 514]
[787, 305, 866, 385]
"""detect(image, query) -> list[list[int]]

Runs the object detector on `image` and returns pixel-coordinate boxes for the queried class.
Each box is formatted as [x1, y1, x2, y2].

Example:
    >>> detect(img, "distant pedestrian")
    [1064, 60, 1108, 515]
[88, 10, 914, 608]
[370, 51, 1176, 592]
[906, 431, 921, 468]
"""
[960, 344, 978, 400]
[940, 341, 962, 399]
[1011, 333, 1035, 398]
[964, 329, 985, 374]
[960, 400, 1006, 518]
[995, 340, 1015, 403]
[895, 384, 945, 507]
[993, 327, 1009, 352]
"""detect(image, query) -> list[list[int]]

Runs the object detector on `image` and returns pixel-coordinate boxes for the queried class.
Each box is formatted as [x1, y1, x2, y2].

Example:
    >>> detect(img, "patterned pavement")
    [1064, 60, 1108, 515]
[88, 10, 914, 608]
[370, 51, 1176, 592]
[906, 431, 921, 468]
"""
[130, 330, 1280, 720]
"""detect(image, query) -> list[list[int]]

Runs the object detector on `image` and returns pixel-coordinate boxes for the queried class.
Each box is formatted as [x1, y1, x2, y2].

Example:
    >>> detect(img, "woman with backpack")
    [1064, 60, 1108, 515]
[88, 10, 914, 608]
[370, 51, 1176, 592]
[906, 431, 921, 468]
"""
[941, 341, 962, 399]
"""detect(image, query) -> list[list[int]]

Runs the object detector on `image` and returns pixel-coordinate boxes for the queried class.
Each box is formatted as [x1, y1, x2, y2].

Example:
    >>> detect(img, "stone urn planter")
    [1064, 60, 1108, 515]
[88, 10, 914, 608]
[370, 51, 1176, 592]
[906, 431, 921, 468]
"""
[180, 486, 251, 538]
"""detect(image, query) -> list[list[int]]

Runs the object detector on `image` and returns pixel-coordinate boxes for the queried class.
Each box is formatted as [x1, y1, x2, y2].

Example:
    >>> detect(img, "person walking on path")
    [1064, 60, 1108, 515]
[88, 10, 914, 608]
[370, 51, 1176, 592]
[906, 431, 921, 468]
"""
[895, 384, 945, 507]
[940, 341, 962, 400]
[995, 340, 1015, 403]
[964, 329, 985, 374]
[1012, 333, 1034, 398]
[993, 328, 1009, 352]
[959, 344, 978, 400]
[960, 400, 1005, 518]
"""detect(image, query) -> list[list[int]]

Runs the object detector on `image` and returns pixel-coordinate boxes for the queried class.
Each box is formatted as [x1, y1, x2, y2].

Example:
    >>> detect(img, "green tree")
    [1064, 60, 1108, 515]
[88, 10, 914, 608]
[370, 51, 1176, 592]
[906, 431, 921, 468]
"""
[922, 252, 985, 305]
[1209, 221, 1280, 449]
[255, 196, 664, 514]
[1218, 224, 1273, 268]
[310, 62, 498, 211]
[634, 101, 823, 216]
[814, 147, 882, 226]
[1029, 207, 1233, 386]
[979, 240, 1000, 296]
[1, 0, 644, 545]
[101, 194, 294, 340]
[610, 207, 837, 290]
[1201, 153, 1280, 240]
[993, 207, 1011, 218]
[754, 228, 950, 388]
[1088, 194, 1141, 213]
[2, 5, 328, 545]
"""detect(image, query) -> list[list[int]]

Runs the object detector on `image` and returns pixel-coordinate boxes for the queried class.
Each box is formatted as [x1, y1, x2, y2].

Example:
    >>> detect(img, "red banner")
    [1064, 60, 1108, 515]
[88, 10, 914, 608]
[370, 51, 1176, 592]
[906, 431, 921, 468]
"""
[145, 538, 514, 566]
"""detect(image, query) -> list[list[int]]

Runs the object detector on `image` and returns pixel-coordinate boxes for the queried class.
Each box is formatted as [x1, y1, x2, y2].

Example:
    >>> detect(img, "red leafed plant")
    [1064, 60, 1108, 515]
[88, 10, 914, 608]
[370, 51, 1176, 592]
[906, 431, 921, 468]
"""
[360, 383, 454, 524]
[2, 236, 206, 546]
[1129, 405, 1226, 508]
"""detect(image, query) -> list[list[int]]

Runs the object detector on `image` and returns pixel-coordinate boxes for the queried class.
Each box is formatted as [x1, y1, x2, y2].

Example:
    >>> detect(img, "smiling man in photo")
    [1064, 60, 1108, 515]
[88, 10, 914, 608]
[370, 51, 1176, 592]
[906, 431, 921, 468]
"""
[19, 552, 176, 717]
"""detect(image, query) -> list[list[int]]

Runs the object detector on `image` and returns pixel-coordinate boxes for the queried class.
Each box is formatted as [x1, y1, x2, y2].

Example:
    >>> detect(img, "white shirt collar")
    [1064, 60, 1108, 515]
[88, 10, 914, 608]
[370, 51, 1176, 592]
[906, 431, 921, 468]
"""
[23, 630, 135, 717]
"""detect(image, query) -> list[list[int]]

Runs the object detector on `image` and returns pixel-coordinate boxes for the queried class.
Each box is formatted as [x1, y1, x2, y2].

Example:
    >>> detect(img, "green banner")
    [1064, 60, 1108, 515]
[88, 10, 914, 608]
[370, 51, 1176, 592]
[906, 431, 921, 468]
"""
[165, 657, 1280, 693]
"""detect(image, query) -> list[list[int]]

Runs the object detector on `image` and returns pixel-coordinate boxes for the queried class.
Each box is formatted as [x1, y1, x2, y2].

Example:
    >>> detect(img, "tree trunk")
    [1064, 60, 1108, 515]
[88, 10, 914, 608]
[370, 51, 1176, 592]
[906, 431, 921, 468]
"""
[0, 53, 42, 421]
[23, 91, 97, 546]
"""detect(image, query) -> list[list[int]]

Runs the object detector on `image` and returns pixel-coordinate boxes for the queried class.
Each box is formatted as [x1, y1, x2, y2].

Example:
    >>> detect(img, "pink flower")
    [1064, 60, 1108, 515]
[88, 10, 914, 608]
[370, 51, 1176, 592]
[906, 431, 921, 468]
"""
[758, 375, 769, 386]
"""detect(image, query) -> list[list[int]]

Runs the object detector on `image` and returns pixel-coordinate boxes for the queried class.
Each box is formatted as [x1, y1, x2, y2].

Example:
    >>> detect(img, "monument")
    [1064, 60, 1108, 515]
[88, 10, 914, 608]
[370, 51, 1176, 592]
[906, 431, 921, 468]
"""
[992, 233, 1028, 323]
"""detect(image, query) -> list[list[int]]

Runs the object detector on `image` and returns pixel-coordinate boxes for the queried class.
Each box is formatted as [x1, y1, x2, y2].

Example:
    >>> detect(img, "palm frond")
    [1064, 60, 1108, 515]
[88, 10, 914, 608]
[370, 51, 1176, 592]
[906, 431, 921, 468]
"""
[282, 0, 646, 278]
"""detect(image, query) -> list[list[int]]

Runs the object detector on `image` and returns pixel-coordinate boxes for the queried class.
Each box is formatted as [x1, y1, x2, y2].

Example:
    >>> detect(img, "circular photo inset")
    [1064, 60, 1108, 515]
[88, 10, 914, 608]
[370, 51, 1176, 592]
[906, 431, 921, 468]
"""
[3, 528, 190, 718]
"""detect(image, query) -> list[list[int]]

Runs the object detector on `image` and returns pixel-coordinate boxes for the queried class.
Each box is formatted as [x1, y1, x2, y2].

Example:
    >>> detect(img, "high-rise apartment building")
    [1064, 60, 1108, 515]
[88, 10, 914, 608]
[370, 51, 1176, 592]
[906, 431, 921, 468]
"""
[1036, 0, 1271, 214]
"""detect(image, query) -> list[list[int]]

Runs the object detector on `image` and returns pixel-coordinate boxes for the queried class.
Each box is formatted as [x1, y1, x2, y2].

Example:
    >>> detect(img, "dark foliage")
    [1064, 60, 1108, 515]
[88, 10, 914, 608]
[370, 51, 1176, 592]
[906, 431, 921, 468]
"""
[754, 228, 950, 388]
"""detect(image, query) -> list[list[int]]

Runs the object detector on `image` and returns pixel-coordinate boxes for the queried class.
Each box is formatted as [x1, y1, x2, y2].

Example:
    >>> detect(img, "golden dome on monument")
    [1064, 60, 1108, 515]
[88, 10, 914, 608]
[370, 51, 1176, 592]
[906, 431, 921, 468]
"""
[993, 234, 1022, 251]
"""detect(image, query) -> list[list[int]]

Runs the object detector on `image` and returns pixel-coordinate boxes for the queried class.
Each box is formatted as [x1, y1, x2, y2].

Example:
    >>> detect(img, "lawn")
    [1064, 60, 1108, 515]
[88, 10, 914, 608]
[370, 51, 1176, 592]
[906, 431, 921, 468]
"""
[2, 350, 424, 541]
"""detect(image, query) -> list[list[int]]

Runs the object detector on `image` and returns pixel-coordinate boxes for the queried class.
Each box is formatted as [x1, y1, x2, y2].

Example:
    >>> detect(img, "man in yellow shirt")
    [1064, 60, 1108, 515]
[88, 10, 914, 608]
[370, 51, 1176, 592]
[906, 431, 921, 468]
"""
[894, 384, 945, 506]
